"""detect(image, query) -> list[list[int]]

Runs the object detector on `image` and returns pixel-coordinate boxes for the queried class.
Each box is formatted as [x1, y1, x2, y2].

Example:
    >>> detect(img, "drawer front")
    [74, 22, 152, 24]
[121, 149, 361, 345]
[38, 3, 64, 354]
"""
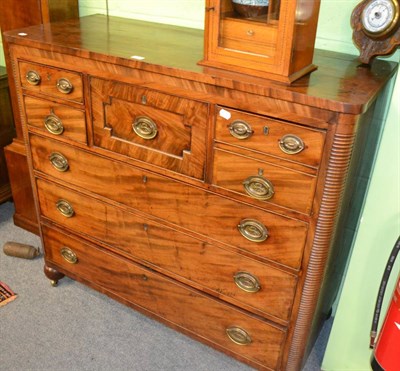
[24, 96, 87, 143]
[43, 225, 287, 369]
[215, 106, 325, 167]
[213, 148, 317, 214]
[37, 178, 298, 322]
[220, 18, 277, 57]
[30, 135, 308, 269]
[18, 61, 83, 103]
[90, 77, 208, 180]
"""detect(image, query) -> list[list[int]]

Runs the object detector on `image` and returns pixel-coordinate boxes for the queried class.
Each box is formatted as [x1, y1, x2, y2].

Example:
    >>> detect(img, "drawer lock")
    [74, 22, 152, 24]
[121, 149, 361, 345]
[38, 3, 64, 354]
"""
[278, 134, 305, 155]
[56, 199, 75, 218]
[243, 175, 275, 200]
[228, 120, 253, 140]
[44, 113, 64, 135]
[49, 152, 69, 172]
[226, 326, 252, 346]
[132, 116, 158, 140]
[60, 247, 78, 264]
[234, 271, 261, 293]
[238, 218, 269, 242]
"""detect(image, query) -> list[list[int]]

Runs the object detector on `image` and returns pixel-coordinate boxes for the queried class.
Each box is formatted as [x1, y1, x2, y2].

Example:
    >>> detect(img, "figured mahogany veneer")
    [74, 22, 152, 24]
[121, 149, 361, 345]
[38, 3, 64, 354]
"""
[4, 15, 397, 371]
[29, 134, 308, 270]
[24, 96, 87, 143]
[42, 224, 287, 370]
[0, 0, 79, 233]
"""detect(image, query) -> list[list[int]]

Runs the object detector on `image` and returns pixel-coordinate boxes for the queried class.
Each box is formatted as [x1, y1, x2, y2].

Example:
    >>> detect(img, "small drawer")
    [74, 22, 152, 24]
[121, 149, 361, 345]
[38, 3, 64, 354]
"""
[90, 77, 209, 180]
[215, 106, 326, 167]
[213, 148, 317, 214]
[19, 61, 83, 103]
[43, 225, 287, 369]
[24, 96, 87, 143]
[220, 18, 277, 57]
[29, 134, 309, 270]
[37, 178, 298, 322]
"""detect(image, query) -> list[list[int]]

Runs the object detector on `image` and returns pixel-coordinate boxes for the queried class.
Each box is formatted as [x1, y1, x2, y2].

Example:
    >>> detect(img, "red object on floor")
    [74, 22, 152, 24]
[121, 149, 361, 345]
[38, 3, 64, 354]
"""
[371, 273, 400, 371]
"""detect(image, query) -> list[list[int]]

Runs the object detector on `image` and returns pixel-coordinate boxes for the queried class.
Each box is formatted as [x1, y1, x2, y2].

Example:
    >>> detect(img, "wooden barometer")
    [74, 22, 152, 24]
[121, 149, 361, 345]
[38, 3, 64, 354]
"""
[200, 0, 321, 83]
[351, 0, 400, 64]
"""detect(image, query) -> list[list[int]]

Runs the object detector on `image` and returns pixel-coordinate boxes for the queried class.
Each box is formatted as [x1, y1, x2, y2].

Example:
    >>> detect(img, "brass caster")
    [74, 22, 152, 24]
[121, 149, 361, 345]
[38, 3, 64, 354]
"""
[50, 280, 58, 287]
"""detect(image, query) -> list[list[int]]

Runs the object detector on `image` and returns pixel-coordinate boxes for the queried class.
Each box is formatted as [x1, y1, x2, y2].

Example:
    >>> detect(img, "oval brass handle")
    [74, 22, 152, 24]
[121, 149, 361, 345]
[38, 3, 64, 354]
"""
[56, 199, 75, 218]
[238, 218, 269, 243]
[234, 272, 261, 293]
[228, 120, 253, 140]
[44, 113, 64, 135]
[132, 116, 158, 140]
[60, 247, 78, 264]
[26, 70, 41, 86]
[278, 134, 305, 155]
[226, 326, 252, 346]
[56, 78, 73, 94]
[243, 175, 275, 200]
[49, 152, 69, 172]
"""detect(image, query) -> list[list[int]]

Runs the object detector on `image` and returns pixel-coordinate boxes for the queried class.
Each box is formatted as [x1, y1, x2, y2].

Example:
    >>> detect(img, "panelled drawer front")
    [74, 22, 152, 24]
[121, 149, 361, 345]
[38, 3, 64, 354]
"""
[30, 135, 308, 269]
[37, 178, 298, 322]
[90, 77, 208, 180]
[43, 225, 287, 369]
[213, 148, 317, 214]
[215, 106, 326, 167]
[18, 61, 83, 103]
[24, 96, 87, 143]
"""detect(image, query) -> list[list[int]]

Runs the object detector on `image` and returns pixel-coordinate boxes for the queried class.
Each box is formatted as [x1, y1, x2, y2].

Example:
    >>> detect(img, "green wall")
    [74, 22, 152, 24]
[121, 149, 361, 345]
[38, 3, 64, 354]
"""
[1, 2, 399, 369]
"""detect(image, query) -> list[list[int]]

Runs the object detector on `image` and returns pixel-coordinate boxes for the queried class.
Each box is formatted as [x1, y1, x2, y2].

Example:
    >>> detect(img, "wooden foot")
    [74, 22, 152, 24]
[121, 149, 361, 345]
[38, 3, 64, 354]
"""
[44, 264, 64, 287]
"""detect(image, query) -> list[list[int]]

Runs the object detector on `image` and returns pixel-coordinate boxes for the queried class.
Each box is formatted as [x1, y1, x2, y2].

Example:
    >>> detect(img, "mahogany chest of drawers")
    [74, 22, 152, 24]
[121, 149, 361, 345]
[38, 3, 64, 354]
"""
[4, 15, 397, 370]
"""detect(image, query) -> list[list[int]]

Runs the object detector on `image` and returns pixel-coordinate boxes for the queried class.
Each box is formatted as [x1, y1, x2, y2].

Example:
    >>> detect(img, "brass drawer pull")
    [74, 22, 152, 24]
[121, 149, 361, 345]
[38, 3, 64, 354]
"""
[228, 120, 253, 140]
[44, 113, 64, 135]
[26, 70, 41, 86]
[234, 272, 261, 293]
[56, 78, 73, 94]
[56, 199, 75, 218]
[279, 134, 305, 155]
[226, 326, 252, 346]
[243, 175, 275, 200]
[238, 218, 269, 242]
[60, 247, 78, 264]
[49, 152, 69, 172]
[132, 116, 158, 140]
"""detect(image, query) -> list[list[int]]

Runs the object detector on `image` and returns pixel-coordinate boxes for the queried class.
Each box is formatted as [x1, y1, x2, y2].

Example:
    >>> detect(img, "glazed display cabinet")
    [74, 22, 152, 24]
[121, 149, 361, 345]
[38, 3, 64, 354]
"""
[201, 0, 321, 82]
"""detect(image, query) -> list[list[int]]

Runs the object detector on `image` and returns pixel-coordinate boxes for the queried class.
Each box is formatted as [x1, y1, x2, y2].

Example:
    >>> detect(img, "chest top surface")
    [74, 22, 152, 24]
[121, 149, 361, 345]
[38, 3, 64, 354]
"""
[3, 14, 397, 114]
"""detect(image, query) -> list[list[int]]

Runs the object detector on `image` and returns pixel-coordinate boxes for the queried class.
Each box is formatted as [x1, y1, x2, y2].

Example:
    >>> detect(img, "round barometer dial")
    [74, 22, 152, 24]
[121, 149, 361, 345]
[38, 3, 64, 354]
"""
[361, 0, 400, 37]
[351, 0, 400, 64]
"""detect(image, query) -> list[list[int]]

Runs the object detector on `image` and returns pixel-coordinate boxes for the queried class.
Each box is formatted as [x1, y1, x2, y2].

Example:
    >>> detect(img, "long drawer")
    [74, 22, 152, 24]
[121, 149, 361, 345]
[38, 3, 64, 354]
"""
[36, 178, 298, 322]
[42, 225, 287, 370]
[29, 134, 308, 269]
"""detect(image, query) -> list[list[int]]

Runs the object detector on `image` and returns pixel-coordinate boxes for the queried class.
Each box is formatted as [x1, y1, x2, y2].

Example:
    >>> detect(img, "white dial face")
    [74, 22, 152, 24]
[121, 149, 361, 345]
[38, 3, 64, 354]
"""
[362, 0, 397, 34]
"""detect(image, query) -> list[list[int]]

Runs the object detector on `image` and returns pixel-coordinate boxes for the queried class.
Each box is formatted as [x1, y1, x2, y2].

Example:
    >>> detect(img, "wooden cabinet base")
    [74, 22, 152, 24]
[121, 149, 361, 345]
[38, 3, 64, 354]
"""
[4, 140, 38, 234]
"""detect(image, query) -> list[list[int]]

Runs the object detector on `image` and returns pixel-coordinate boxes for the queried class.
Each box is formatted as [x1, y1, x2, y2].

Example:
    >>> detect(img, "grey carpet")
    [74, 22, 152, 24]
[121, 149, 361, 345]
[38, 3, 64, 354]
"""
[0, 201, 329, 370]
